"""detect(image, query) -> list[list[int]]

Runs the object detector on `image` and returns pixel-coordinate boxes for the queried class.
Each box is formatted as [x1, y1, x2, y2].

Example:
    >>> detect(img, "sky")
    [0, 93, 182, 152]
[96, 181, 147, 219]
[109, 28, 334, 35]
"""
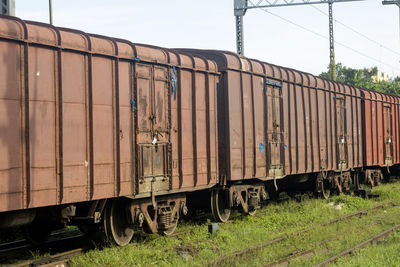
[13, 0, 400, 77]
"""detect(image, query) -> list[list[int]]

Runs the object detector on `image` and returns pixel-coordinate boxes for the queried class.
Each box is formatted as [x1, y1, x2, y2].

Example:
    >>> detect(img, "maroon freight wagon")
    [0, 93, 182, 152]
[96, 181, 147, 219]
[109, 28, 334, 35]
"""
[1, 15, 400, 247]
[361, 89, 400, 184]
[179, 49, 364, 197]
[0, 16, 219, 245]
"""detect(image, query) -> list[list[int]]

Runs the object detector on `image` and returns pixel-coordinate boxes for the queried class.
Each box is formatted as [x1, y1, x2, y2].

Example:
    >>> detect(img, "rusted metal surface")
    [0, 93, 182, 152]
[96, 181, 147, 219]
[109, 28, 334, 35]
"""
[362, 89, 400, 168]
[11, 247, 83, 267]
[267, 236, 338, 267]
[211, 236, 286, 266]
[179, 50, 364, 183]
[314, 223, 400, 266]
[129, 193, 186, 234]
[0, 15, 219, 213]
[267, 249, 315, 267]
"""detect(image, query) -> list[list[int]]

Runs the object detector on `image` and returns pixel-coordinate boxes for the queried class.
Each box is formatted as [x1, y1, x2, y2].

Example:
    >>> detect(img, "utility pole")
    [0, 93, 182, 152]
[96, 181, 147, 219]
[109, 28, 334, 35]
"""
[328, 2, 336, 80]
[234, 0, 363, 81]
[234, 0, 247, 56]
[0, 0, 15, 16]
[49, 0, 53, 25]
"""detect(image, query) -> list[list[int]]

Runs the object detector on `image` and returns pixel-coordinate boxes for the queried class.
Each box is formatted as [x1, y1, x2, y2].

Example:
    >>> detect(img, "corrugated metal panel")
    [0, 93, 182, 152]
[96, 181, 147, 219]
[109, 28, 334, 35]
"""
[180, 49, 366, 182]
[362, 89, 400, 167]
[0, 16, 219, 213]
[0, 16, 25, 212]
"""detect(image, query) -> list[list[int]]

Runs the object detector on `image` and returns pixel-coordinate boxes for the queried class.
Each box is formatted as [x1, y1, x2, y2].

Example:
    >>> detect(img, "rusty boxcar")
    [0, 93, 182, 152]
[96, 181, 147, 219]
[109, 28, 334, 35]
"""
[178, 49, 366, 203]
[0, 15, 219, 245]
[1, 15, 400, 247]
[361, 89, 400, 184]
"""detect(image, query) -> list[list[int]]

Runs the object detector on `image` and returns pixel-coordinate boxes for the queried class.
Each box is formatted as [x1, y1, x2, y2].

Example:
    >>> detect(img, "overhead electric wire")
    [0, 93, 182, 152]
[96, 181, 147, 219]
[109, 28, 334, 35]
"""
[247, 0, 400, 72]
[310, 5, 400, 57]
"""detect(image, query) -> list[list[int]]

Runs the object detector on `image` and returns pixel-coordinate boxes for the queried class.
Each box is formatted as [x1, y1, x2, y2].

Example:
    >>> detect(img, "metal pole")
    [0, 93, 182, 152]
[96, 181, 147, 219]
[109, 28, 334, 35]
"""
[8, 0, 15, 16]
[49, 0, 53, 25]
[328, 2, 336, 80]
[236, 15, 244, 55]
[234, 0, 247, 56]
[1, 0, 15, 15]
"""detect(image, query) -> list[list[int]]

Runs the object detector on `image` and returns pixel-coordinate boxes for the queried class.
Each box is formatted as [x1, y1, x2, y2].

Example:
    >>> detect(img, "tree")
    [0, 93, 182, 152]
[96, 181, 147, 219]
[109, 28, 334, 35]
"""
[319, 63, 400, 96]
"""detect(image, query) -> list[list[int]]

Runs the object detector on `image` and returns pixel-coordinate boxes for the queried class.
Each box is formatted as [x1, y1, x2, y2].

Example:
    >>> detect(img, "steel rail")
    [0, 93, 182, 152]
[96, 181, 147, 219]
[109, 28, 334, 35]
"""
[210, 201, 392, 266]
[11, 248, 84, 267]
[0, 228, 81, 254]
[266, 217, 386, 266]
[314, 222, 400, 266]
[0, 233, 85, 265]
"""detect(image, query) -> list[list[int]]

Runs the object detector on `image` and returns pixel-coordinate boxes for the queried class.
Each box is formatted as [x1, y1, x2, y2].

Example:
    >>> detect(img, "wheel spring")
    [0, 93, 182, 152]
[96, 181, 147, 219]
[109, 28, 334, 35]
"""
[157, 206, 172, 230]
[248, 192, 259, 211]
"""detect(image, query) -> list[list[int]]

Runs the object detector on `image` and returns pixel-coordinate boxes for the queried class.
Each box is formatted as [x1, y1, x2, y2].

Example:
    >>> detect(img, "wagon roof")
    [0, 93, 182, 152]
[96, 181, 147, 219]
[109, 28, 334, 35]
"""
[178, 48, 400, 102]
[0, 15, 218, 73]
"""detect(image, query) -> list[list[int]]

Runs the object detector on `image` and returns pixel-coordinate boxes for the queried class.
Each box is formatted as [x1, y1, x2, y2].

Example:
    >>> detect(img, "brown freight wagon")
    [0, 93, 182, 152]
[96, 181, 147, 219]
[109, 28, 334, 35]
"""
[1, 15, 400, 248]
[179, 49, 365, 201]
[0, 16, 219, 245]
[361, 89, 400, 184]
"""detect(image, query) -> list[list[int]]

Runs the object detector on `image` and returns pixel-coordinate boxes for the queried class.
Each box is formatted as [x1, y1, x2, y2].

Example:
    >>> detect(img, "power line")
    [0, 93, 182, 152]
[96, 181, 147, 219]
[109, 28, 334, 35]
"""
[310, 5, 400, 57]
[248, 2, 400, 72]
[237, 0, 363, 80]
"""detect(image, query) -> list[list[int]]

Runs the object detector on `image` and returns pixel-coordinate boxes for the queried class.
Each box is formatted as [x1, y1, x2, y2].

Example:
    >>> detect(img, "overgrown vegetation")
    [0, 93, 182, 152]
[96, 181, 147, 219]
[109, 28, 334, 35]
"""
[69, 179, 400, 267]
[320, 63, 400, 95]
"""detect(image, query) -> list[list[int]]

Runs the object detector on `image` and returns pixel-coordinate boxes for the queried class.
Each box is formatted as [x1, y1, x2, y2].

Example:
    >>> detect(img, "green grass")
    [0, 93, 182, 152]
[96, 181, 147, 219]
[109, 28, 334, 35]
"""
[333, 231, 400, 267]
[68, 179, 400, 266]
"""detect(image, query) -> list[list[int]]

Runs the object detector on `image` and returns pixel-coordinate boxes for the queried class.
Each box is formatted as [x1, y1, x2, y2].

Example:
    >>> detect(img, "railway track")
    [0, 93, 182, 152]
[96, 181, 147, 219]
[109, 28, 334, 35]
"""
[9, 248, 84, 267]
[267, 221, 400, 267]
[0, 229, 81, 253]
[2, 201, 397, 266]
[313, 222, 400, 266]
[210, 201, 395, 266]
[0, 230, 87, 266]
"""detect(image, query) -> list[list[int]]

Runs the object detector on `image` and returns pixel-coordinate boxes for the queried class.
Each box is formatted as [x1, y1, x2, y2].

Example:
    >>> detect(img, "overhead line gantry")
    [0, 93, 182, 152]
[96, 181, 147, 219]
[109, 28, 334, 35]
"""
[234, 0, 363, 80]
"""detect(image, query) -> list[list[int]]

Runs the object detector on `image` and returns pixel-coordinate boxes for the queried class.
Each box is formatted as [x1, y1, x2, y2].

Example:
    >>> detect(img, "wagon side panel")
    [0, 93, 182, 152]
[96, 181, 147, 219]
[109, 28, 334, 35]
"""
[28, 44, 57, 208]
[91, 54, 115, 199]
[0, 22, 24, 212]
[226, 70, 243, 180]
[61, 50, 89, 203]
[118, 60, 134, 196]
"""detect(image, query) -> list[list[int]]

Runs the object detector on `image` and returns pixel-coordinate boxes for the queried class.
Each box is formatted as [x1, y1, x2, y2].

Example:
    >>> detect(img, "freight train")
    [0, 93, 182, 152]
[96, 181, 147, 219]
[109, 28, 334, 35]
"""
[0, 15, 398, 246]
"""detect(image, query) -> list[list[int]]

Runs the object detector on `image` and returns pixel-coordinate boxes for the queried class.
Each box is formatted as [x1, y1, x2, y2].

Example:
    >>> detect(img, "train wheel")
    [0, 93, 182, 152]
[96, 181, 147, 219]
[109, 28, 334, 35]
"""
[316, 174, 331, 199]
[211, 189, 231, 223]
[24, 221, 52, 245]
[104, 199, 134, 246]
